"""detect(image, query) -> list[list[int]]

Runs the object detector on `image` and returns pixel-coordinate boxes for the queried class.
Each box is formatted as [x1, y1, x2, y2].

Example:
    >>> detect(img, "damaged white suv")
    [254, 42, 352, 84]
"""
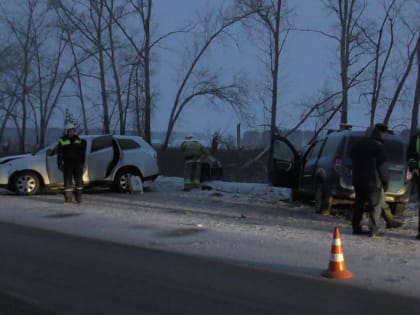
[0, 135, 159, 195]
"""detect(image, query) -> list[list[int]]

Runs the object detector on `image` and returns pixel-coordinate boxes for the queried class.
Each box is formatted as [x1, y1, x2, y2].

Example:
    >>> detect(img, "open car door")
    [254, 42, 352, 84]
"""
[87, 135, 115, 182]
[268, 135, 300, 188]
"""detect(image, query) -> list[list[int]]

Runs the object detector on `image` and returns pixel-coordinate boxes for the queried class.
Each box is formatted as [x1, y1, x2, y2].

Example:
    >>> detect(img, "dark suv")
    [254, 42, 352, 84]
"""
[268, 129, 409, 215]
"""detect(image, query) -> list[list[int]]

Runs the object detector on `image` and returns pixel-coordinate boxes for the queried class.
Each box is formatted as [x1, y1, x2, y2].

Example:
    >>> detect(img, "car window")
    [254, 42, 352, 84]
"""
[272, 140, 295, 160]
[383, 138, 406, 163]
[305, 140, 324, 161]
[344, 135, 405, 164]
[343, 136, 362, 164]
[91, 136, 113, 153]
[321, 135, 341, 157]
[116, 138, 141, 151]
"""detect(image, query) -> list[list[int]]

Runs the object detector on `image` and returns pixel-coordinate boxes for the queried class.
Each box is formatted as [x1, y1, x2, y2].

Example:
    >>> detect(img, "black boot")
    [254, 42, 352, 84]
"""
[64, 190, 73, 203]
[75, 188, 83, 203]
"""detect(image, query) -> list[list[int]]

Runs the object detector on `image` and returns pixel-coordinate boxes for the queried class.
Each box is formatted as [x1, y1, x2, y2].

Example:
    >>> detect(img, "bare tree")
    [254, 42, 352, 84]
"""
[103, 0, 151, 140]
[384, 33, 419, 124]
[236, 0, 291, 139]
[409, 35, 420, 137]
[161, 4, 254, 149]
[129, 0, 152, 143]
[323, 0, 373, 127]
[358, 0, 397, 124]
[56, 0, 112, 133]
[0, 43, 21, 144]
[0, 1, 41, 152]
[354, 0, 419, 126]
[105, 0, 191, 143]
[60, 19, 90, 134]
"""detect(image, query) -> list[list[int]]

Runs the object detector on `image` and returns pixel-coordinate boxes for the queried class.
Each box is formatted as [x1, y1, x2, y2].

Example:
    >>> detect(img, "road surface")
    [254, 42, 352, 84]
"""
[0, 222, 419, 314]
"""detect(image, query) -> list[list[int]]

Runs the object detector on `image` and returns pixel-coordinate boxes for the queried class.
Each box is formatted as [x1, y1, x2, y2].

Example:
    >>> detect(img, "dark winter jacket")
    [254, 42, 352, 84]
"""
[407, 131, 420, 183]
[57, 135, 87, 167]
[349, 133, 389, 191]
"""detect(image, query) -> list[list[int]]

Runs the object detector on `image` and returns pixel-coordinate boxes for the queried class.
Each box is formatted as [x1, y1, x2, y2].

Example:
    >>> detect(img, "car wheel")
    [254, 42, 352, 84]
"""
[391, 203, 406, 216]
[290, 189, 302, 202]
[314, 181, 332, 215]
[13, 171, 41, 195]
[114, 168, 141, 192]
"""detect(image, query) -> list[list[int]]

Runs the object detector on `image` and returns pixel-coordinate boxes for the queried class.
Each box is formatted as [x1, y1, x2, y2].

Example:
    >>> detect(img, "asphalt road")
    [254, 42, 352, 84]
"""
[0, 222, 419, 315]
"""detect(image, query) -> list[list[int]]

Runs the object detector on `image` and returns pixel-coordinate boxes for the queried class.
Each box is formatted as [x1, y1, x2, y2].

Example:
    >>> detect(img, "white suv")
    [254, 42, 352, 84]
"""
[0, 135, 159, 195]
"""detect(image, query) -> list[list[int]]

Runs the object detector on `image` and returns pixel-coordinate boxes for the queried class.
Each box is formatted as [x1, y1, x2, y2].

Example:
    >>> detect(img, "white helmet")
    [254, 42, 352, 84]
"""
[64, 122, 76, 133]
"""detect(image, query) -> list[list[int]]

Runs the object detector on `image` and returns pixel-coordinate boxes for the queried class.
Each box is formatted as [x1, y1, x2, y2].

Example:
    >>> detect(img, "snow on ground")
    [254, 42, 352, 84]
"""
[0, 176, 420, 299]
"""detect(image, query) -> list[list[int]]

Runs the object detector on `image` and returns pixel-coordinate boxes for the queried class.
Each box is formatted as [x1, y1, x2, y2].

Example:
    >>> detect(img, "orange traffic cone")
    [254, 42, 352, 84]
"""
[321, 227, 353, 279]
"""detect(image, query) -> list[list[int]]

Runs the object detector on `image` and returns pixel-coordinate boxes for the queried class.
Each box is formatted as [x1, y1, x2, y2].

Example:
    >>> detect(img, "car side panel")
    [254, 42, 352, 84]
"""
[45, 144, 64, 185]
[115, 138, 159, 179]
[301, 139, 327, 194]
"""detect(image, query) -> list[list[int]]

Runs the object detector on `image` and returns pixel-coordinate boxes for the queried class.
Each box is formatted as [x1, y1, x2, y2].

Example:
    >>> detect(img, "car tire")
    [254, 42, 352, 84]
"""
[290, 189, 302, 202]
[391, 203, 406, 216]
[114, 168, 142, 192]
[314, 181, 332, 215]
[13, 171, 41, 195]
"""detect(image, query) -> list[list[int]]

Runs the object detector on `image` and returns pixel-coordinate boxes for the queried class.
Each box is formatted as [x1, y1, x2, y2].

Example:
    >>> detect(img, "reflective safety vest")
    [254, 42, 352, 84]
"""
[181, 140, 207, 159]
[59, 138, 83, 146]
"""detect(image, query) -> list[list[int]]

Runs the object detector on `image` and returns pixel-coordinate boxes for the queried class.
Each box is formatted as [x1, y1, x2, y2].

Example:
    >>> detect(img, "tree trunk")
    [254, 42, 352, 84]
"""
[410, 36, 420, 138]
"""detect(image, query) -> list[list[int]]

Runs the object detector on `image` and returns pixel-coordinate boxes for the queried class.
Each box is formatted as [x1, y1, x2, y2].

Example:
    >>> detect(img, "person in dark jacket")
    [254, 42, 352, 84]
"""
[57, 123, 87, 203]
[350, 123, 389, 237]
[364, 126, 403, 229]
[407, 129, 420, 239]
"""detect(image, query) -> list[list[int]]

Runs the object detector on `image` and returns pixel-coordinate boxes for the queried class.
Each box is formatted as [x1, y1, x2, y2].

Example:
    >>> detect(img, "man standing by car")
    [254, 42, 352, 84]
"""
[350, 123, 389, 237]
[57, 123, 87, 203]
[407, 129, 420, 239]
[180, 135, 209, 191]
[364, 126, 403, 229]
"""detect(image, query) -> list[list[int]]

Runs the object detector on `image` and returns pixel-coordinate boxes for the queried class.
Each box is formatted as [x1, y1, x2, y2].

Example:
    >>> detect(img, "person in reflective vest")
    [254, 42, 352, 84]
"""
[180, 135, 209, 191]
[57, 123, 87, 203]
[407, 129, 420, 239]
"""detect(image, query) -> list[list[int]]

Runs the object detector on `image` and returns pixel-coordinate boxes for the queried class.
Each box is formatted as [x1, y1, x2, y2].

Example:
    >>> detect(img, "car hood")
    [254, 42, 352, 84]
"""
[0, 154, 32, 164]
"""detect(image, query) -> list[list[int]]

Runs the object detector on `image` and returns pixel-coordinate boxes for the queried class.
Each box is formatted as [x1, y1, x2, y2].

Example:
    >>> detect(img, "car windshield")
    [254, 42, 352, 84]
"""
[382, 138, 406, 163]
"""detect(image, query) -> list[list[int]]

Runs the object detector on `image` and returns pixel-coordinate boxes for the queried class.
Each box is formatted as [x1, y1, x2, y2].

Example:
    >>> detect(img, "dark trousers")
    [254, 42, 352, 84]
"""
[353, 186, 382, 232]
[63, 163, 83, 189]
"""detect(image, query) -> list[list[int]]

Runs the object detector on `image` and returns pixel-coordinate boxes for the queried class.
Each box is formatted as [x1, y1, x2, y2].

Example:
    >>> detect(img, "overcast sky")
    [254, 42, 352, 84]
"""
[150, 0, 416, 137]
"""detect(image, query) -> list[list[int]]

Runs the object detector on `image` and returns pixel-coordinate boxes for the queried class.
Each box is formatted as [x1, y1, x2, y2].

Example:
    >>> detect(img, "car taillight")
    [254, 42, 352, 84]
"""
[333, 155, 342, 173]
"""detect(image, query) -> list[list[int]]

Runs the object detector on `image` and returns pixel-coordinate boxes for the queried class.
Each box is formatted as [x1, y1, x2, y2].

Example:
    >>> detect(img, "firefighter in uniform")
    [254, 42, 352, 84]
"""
[180, 135, 209, 191]
[407, 129, 420, 239]
[57, 123, 87, 203]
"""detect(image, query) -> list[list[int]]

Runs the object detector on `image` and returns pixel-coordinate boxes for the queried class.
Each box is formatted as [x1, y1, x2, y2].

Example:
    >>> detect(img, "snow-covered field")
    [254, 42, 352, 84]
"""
[0, 176, 419, 299]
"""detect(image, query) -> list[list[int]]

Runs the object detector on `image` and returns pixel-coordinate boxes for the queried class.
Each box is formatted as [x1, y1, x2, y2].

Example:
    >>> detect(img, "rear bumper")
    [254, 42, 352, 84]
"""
[331, 185, 409, 205]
